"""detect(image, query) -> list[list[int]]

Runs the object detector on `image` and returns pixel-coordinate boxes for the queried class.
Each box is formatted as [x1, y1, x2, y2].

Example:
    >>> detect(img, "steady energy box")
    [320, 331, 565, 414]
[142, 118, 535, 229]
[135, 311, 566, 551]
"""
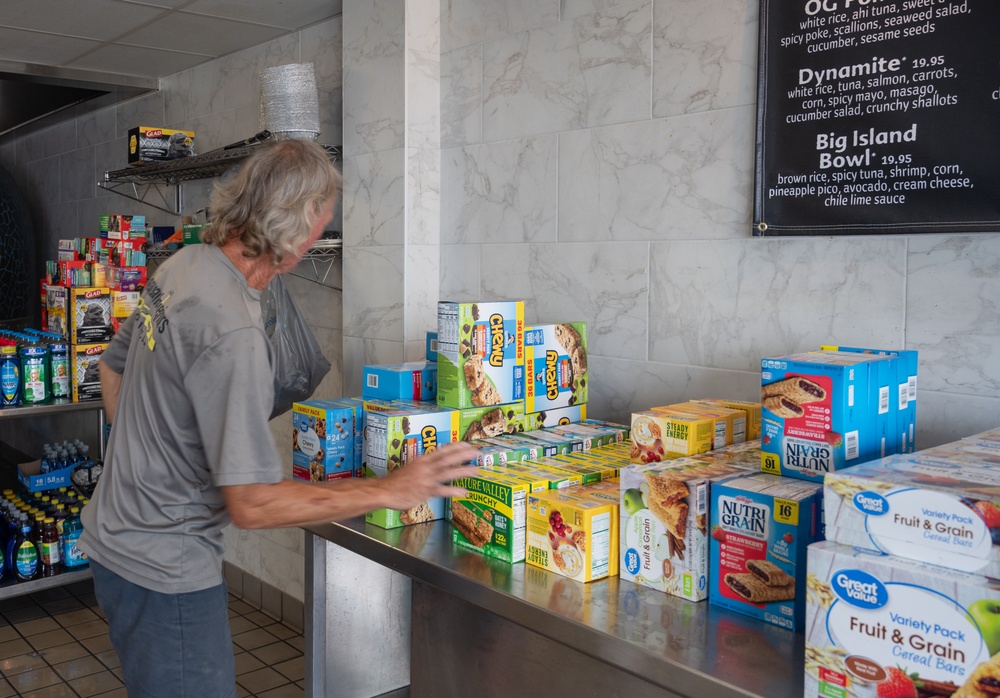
[760, 352, 886, 483]
[709, 474, 822, 631]
[365, 405, 459, 528]
[292, 400, 356, 482]
[805, 541, 1000, 698]
[630, 410, 715, 463]
[437, 301, 524, 409]
[524, 322, 588, 413]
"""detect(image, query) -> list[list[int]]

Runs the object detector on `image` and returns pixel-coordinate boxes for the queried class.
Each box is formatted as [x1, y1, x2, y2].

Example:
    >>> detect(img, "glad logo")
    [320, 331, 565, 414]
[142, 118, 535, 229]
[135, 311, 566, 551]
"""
[853, 491, 889, 516]
[833, 569, 888, 609]
[85, 346, 104, 356]
[146, 129, 163, 138]
[85, 290, 103, 299]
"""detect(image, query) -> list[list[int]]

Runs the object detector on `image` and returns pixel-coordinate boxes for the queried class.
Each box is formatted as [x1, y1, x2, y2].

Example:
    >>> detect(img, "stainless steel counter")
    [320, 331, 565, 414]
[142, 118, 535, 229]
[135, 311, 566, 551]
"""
[305, 518, 805, 698]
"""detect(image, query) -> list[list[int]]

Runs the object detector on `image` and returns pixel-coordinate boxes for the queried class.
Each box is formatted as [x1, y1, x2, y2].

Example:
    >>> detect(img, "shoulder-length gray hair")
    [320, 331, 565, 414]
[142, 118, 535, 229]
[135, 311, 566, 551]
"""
[201, 139, 341, 263]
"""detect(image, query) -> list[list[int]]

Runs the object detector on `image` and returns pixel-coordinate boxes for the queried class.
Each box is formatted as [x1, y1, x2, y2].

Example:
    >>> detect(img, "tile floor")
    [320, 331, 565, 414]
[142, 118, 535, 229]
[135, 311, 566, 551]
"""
[0, 577, 305, 697]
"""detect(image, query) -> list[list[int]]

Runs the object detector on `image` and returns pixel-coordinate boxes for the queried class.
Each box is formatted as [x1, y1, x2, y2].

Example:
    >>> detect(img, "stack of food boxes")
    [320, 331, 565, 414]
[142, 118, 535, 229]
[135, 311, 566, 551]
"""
[806, 427, 1000, 698]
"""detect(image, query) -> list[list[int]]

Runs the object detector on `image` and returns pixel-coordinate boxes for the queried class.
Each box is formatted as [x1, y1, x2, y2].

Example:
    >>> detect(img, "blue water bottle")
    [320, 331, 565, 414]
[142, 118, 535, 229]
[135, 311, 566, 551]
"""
[0, 342, 19, 407]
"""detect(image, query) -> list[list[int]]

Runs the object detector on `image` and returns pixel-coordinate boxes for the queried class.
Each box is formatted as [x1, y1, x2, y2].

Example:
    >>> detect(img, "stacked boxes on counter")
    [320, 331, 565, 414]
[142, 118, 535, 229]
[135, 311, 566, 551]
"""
[805, 427, 1000, 698]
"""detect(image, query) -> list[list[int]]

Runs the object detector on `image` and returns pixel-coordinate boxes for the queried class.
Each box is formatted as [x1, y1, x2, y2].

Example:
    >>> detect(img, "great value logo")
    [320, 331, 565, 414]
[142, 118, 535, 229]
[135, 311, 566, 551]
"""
[853, 490, 889, 515]
[833, 569, 888, 609]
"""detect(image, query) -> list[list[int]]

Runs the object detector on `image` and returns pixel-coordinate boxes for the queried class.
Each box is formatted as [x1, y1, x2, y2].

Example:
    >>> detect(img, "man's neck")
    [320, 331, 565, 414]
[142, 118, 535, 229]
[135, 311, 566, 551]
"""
[219, 239, 278, 291]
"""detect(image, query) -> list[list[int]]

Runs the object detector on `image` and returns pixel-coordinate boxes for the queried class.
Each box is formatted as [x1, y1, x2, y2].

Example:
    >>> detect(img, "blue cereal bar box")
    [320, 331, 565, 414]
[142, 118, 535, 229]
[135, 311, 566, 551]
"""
[709, 473, 823, 631]
[292, 400, 357, 482]
[362, 361, 437, 402]
[760, 351, 888, 483]
[365, 404, 460, 528]
[437, 300, 525, 409]
[524, 322, 588, 413]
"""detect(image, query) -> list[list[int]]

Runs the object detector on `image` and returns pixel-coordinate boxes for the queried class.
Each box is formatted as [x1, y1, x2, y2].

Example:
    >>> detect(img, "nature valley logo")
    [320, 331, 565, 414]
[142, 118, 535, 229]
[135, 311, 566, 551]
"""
[420, 425, 438, 453]
[719, 495, 769, 541]
[785, 437, 832, 472]
[464, 477, 512, 507]
[137, 280, 171, 351]
[545, 350, 559, 399]
[489, 314, 505, 367]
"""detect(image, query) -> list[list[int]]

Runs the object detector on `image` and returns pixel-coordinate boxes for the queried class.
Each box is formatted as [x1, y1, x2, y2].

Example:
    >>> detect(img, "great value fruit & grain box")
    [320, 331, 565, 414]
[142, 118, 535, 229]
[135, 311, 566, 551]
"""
[451, 471, 530, 562]
[630, 410, 715, 463]
[292, 400, 357, 482]
[524, 322, 588, 413]
[458, 402, 525, 441]
[692, 399, 763, 441]
[527, 487, 617, 582]
[524, 404, 587, 430]
[437, 300, 524, 409]
[824, 454, 1000, 576]
[760, 351, 889, 483]
[620, 459, 750, 601]
[805, 541, 1000, 698]
[365, 404, 459, 528]
[362, 361, 437, 402]
[709, 474, 823, 630]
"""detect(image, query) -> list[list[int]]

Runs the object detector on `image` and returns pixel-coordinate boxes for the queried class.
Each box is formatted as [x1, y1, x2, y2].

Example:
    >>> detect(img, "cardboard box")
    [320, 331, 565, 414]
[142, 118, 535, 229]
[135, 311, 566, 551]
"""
[71, 343, 107, 402]
[100, 214, 146, 240]
[481, 434, 545, 462]
[362, 361, 438, 402]
[365, 404, 459, 528]
[451, 472, 530, 562]
[824, 453, 1000, 576]
[652, 403, 739, 450]
[524, 404, 587, 431]
[437, 300, 525, 409]
[709, 474, 822, 630]
[18, 460, 75, 492]
[182, 224, 204, 245]
[527, 487, 618, 582]
[630, 410, 715, 462]
[805, 541, 998, 698]
[691, 399, 763, 441]
[292, 400, 357, 482]
[112, 292, 141, 319]
[620, 459, 750, 600]
[128, 126, 195, 165]
[108, 266, 147, 292]
[45, 284, 69, 337]
[760, 351, 887, 483]
[481, 460, 583, 489]
[69, 287, 113, 344]
[458, 402, 525, 441]
[56, 260, 90, 287]
[524, 322, 588, 413]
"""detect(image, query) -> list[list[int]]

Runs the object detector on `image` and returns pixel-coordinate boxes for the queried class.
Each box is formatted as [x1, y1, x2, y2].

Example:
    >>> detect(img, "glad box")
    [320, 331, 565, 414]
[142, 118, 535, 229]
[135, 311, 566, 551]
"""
[760, 352, 885, 483]
[71, 343, 107, 402]
[70, 287, 113, 344]
[825, 454, 1000, 577]
[709, 474, 822, 630]
[365, 405, 459, 528]
[291, 400, 356, 482]
[437, 301, 525, 409]
[805, 541, 999, 698]
[523, 322, 588, 413]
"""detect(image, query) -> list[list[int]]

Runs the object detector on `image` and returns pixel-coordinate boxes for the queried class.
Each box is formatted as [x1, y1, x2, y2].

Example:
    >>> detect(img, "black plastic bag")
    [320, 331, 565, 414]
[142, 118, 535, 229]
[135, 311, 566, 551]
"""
[261, 275, 331, 419]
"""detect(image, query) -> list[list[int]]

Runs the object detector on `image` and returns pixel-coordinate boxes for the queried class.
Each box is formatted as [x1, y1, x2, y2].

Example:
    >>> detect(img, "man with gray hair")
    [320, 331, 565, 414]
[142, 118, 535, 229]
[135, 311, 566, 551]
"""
[81, 139, 477, 698]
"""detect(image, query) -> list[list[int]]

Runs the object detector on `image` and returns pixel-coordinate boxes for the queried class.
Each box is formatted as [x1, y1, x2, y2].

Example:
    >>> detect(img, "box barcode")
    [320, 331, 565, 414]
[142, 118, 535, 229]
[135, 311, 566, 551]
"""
[845, 431, 859, 460]
[366, 374, 379, 388]
[879, 386, 889, 414]
[697, 482, 707, 515]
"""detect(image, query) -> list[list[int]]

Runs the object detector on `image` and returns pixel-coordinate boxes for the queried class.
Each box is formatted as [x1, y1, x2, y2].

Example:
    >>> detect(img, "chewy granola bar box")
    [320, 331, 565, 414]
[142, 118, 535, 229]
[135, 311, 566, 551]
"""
[527, 487, 617, 582]
[524, 404, 587, 431]
[437, 300, 525, 410]
[709, 474, 822, 630]
[365, 404, 459, 528]
[451, 471, 530, 563]
[805, 541, 1000, 698]
[524, 322, 588, 413]
[824, 453, 1000, 577]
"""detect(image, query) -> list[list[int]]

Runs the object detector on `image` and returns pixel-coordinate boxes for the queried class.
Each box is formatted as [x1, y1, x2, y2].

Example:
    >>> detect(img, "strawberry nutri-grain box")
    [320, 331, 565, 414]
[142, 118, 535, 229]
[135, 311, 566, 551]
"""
[760, 351, 891, 483]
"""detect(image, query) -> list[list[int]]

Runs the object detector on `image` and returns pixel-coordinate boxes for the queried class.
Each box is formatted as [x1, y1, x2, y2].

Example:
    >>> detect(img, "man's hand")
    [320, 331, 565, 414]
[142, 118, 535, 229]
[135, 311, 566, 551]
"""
[378, 442, 481, 511]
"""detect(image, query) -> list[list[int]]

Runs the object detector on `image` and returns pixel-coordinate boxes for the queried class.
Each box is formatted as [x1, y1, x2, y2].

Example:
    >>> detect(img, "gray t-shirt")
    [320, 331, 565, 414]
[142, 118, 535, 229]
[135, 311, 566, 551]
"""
[80, 244, 282, 594]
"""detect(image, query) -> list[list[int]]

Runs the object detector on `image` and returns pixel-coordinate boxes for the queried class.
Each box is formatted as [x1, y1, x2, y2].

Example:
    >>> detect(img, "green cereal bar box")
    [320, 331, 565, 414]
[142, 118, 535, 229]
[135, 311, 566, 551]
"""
[506, 432, 567, 458]
[524, 322, 588, 413]
[482, 461, 583, 489]
[468, 439, 525, 467]
[458, 402, 526, 441]
[451, 472, 530, 562]
[544, 424, 615, 450]
[524, 404, 587, 431]
[553, 452, 622, 477]
[580, 419, 630, 442]
[481, 434, 542, 462]
[437, 300, 525, 409]
[365, 405, 459, 528]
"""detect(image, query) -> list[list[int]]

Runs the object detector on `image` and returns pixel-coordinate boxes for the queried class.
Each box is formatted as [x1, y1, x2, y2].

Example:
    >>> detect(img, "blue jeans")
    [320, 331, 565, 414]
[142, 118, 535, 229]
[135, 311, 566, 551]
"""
[91, 561, 237, 698]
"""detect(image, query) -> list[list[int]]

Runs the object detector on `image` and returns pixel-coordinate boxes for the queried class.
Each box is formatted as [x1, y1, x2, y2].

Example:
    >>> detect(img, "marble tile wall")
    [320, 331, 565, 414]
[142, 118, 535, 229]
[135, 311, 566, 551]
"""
[0, 17, 345, 603]
[438, 0, 1000, 449]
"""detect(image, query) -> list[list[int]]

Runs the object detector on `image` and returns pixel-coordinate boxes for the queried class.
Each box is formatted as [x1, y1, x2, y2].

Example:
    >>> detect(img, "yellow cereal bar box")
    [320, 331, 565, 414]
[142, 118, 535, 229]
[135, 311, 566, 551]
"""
[691, 399, 762, 440]
[527, 487, 618, 582]
[630, 410, 715, 463]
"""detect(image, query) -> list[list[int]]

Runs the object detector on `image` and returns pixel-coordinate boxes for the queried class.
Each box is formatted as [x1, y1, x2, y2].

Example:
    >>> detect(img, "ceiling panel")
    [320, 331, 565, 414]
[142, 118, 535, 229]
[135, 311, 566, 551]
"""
[69, 44, 214, 78]
[185, 0, 341, 31]
[0, 27, 102, 66]
[0, 0, 165, 41]
[118, 11, 288, 58]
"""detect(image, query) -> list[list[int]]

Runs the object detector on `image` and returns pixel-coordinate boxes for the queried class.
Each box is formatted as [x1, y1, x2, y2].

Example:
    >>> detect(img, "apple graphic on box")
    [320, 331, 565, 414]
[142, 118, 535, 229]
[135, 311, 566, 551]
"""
[968, 599, 1000, 656]
[623, 488, 646, 516]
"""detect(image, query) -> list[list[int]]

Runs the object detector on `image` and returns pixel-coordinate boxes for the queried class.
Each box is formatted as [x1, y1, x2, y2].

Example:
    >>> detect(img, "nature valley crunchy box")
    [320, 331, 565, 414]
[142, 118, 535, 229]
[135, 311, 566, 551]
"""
[437, 300, 524, 409]
[524, 322, 588, 413]
[451, 472, 529, 562]
[527, 487, 617, 582]
[805, 541, 1000, 698]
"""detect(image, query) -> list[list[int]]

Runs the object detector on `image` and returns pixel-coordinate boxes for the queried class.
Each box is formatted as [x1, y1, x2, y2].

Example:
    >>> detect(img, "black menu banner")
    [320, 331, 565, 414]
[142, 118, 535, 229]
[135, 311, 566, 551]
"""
[753, 0, 1000, 236]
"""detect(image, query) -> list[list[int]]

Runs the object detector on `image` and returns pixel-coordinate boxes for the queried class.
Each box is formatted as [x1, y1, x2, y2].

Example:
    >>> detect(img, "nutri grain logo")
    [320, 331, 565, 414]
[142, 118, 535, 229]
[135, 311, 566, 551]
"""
[784, 437, 832, 472]
[719, 495, 769, 542]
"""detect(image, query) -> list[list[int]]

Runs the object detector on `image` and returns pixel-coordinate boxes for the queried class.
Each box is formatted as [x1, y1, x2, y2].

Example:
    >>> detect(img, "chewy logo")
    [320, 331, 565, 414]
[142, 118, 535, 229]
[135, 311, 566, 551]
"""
[489, 314, 505, 367]
[421, 425, 438, 453]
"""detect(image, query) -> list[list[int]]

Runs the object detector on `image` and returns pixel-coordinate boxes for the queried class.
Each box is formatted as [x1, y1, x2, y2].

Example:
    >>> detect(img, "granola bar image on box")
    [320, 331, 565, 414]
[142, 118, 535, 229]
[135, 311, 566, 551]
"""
[762, 395, 804, 419]
[746, 559, 795, 587]
[451, 501, 494, 547]
[724, 572, 795, 603]
[955, 651, 1000, 697]
[644, 472, 689, 538]
[761, 376, 827, 404]
[399, 502, 434, 525]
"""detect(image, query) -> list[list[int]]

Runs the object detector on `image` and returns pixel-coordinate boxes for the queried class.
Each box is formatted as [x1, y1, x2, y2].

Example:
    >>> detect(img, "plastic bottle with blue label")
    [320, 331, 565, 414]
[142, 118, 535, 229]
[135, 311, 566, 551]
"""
[61, 507, 87, 570]
[19, 338, 49, 405]
[49, 342, 70, 401]
[0, 342, 20, 407]
[12, 517, 39, 581]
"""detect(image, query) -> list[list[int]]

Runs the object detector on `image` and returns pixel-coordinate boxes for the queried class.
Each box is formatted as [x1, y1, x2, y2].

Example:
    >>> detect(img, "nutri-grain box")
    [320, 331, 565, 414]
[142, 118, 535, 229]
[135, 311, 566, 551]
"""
[805, 541, 999, 698]
[291, 400, 356, 482]
[760, 351, 888, 483]
[365, 404, 459, 528]
[437, 300, 525, 409]
[527, 487, 617, 582]
[524, 322, 588, 413]
[709, 474, 822, 630]
[824, 453, 1000, 577]
[620, 459, 749, 600]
